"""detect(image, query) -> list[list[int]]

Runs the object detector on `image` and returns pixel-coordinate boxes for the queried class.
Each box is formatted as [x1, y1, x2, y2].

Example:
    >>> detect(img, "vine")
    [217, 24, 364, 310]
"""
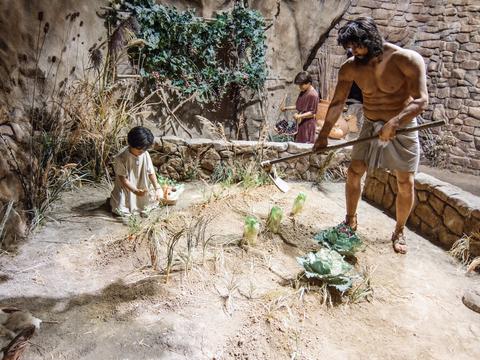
[106, 0, 267, 106]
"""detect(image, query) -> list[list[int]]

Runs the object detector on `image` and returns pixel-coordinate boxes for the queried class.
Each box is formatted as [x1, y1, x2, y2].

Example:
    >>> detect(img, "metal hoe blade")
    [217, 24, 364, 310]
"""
[267, 166, 290, 193]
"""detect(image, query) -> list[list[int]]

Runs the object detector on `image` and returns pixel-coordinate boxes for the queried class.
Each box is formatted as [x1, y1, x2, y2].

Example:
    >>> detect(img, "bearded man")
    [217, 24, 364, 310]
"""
[313, 17, 429, 254]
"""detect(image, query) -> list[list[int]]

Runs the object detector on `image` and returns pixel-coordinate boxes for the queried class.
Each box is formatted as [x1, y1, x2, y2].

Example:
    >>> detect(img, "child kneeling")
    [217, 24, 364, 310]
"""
[110, 126, 161, 216]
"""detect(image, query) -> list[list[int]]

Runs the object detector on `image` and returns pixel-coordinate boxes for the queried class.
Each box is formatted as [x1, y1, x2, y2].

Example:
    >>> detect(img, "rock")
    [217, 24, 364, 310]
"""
[286, 141, 312, 154]
[417, 190, 428, 202]
[200, 148, 221, 172]
[428, 195, 445, 215]
[451, 69, 466, 80]
[443, 205, 465, 236]
[456, 33, 470, 43]
[451, 87, 470, 98]
[456, 132, 474, 142]
[357, 0, 381, 9]
[362, 177, 376, 200]
[461, 60, 480, 70]
[382, 187, 395, 210]
[436, 225, 456, 246]
[464, 117, 480, 127]
[415, 203, 440, 228]
[436, 87, 450, 99]
[454, 50, 471, 62]
[372, 9, 391, 20]
[373, 180, 385, 204]
[463, 289, 480, 314]
[409, 213, 421, 228]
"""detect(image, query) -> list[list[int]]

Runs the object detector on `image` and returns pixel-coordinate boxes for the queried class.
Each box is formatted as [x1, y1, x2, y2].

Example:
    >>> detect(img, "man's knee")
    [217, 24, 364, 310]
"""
[396, 171, 414, 194]
[348, 160, 367, 177]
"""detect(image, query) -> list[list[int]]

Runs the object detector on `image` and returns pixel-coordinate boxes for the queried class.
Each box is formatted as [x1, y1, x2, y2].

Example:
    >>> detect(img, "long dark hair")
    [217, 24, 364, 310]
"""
[337, 17, 384, 59]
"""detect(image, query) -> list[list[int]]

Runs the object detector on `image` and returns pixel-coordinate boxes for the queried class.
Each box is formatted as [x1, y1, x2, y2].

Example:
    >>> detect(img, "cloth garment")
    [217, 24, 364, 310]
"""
[110, 147, 156, 215]
[351, 116, 420, 173]
[295, 87, 319, 143]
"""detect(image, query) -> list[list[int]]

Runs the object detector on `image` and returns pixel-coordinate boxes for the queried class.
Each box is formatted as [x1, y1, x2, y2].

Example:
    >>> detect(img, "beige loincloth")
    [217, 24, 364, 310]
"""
[351, 116, 420, 173]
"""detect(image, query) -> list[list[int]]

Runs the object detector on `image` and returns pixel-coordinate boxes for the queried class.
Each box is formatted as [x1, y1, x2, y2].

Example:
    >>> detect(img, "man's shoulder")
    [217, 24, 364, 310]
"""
[339, 58, 356, 77]
[389, 44, 424, 64]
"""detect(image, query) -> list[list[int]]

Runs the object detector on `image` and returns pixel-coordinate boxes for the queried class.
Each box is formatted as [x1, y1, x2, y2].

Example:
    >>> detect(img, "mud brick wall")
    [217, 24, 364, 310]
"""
[363, 169, 480, 256]
[311, 0, 480, 175]
[151, 136, 350, 182]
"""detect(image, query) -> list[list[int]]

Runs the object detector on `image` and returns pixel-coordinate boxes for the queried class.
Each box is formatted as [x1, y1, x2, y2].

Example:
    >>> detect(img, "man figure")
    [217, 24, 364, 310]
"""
[313, 17, 428, 254]
[281, 71, 319, 143]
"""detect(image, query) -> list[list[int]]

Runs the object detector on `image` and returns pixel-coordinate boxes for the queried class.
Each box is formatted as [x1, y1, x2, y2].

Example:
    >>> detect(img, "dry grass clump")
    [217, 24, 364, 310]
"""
[449, 232, 479, 266]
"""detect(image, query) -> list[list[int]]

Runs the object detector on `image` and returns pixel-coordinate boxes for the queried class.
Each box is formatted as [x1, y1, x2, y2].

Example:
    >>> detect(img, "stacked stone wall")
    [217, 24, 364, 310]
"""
[364, 169, 480, 256]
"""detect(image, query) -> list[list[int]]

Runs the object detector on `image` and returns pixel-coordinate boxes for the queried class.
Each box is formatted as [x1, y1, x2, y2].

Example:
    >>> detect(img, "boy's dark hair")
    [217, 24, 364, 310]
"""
[127, 126, 154, 149]
[294, 71, 312, 85]
[337, 17, 384, 59]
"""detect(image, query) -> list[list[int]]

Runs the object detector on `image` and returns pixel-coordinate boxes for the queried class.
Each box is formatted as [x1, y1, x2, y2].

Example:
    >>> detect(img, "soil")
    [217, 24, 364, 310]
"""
[1, 181, 479, 360]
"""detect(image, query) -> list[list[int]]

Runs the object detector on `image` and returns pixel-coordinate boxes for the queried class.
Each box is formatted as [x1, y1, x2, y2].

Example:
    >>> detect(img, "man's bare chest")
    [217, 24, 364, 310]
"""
[353, 59, 406, 95]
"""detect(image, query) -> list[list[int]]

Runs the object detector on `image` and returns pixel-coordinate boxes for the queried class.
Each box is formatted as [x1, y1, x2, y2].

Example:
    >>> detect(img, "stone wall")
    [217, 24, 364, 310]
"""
[151, 136, 350, 182]
[310, 0, 480, 175]
[363, 169, 480, 256]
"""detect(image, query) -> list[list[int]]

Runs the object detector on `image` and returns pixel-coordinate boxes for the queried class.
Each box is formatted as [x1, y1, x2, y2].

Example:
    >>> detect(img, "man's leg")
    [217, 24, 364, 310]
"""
[345, 160, 367, 228]
[393, 171, 415, 254]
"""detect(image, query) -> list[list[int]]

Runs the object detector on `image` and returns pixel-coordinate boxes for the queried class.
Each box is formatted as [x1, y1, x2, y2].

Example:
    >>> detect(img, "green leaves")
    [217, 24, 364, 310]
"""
[108, 1, 267, 104]
[291, 192, 307, 216]
[314, 223, 363, 256]
[266, 206, 283, 234]
[297, 249, 354, 293]
[243, 215, 260, 246]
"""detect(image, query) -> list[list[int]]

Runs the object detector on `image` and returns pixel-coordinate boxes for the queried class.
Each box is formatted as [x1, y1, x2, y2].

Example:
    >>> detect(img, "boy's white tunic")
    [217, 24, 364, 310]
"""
[110, 147, 155, 215]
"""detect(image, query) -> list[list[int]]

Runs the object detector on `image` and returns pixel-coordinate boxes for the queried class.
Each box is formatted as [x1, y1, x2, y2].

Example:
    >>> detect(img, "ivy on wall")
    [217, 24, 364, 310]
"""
[106, 0, 267, 105]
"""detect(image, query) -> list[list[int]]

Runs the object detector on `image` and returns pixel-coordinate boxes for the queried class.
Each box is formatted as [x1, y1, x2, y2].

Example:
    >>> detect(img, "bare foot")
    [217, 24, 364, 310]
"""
[391, 231, 407, 254]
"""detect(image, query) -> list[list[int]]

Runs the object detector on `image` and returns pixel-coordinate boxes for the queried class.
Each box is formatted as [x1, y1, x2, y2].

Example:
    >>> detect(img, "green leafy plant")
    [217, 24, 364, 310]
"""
[291, 193, 306, 216]
[297, 249, 354, 293]
[314, 223, 362, 256]
[106, 0, 267, 105]
[266, 206, 283, 234]
[242, 215, 260, 246]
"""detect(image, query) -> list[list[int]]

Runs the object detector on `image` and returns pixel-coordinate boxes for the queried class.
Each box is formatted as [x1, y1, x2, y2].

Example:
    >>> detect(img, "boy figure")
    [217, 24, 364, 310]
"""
[110, 126, 162, 216]
[281, 71, 319, 143]
[313, 17, 429, 254]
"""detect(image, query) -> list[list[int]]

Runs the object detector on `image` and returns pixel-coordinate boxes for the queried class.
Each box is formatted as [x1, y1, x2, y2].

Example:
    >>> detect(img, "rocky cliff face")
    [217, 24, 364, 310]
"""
[0, 0, 349, 246]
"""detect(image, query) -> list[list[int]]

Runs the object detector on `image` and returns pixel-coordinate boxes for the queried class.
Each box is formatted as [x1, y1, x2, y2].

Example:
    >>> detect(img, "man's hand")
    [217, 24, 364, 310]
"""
[133, 188, 147, 197]
[379, 120, 398, 141]
[313, 134, 328, 152]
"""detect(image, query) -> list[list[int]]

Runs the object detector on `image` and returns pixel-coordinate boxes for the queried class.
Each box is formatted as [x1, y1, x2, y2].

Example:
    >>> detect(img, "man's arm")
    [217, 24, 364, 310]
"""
[380, 51, 429, 140]
[313, 63, 353, 150]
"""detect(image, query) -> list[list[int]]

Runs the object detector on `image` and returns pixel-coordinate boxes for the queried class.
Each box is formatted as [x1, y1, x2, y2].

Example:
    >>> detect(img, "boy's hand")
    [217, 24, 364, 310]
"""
[134, 188, 147, 196]
[155, 188, 163, 201]
[293, 113, 301, 122]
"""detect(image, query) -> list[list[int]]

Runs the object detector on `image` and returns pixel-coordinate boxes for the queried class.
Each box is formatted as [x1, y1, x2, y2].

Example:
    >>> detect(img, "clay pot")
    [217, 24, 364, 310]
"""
[316, 117, 348, 140]
[328, 126, 345, 139]
[316, 99, 330, 124]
